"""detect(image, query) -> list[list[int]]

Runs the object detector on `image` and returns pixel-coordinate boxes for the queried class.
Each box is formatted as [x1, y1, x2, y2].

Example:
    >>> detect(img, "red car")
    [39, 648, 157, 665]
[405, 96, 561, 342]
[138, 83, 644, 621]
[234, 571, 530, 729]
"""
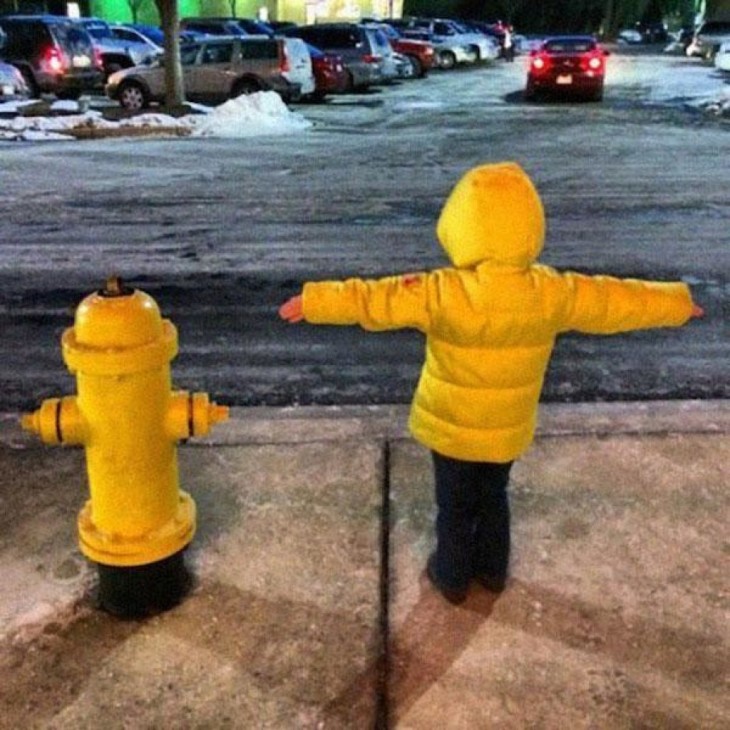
[377, 23, 435, 77]
[307, 44, 349, 100]
[525, 36, 609, 101]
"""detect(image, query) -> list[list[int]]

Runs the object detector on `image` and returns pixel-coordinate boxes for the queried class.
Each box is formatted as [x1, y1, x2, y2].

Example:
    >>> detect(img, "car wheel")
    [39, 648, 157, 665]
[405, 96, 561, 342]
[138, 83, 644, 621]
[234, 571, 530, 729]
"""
[118, 81, 148, 111]
[407, 55, 424, 78]
[19, 67, 39, 99]
[439, 50, 456, 70]
[524, 81, 536, 101]
[231, 77, 261, 97]
[344, 70, 355, 92]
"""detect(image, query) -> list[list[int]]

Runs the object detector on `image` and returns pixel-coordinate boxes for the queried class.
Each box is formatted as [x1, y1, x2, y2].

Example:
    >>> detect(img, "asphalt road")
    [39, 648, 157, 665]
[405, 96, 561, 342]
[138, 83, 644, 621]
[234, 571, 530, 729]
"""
[0, 50, 727, 411]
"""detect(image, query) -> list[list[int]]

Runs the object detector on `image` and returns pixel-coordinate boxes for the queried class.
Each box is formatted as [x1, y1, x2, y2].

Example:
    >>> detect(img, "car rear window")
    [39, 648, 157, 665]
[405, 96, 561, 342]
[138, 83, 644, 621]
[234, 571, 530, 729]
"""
[239, 38, 278, 60]
[544, 39, 596, 53]
[52, 22, 94, 54]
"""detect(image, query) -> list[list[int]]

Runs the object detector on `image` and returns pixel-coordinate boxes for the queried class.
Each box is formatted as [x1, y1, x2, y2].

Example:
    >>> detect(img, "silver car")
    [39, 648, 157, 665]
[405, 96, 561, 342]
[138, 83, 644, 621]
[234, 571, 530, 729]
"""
[106, 36, 303, 110]
[0, 60, 29, 102]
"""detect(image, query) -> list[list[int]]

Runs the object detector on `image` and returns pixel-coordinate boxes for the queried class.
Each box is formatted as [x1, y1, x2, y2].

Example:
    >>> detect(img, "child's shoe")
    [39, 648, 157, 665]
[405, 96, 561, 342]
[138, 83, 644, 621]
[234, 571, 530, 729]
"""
[426, 554, 468, 605]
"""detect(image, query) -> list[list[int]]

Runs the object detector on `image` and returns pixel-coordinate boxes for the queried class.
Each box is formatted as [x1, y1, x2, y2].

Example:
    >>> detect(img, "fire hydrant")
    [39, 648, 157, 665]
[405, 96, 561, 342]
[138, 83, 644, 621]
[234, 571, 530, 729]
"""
[22, 277, 229, 617]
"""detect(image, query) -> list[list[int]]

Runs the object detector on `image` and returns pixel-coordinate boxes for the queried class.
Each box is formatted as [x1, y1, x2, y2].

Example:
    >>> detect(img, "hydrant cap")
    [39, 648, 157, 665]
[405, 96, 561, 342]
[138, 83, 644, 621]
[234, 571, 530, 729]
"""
[74, 278, 164, 349]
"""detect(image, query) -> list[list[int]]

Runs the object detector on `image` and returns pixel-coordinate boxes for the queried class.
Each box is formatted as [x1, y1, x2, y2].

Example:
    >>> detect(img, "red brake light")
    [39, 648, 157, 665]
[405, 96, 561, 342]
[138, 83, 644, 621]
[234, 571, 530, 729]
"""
[531, 54, 549, 71]
[362, 54, 382, 64]
[93, 46, 104, 71]
[581, 52, 604, 72]
[43, 46, 66, 74]
[279, 47, 290, 73]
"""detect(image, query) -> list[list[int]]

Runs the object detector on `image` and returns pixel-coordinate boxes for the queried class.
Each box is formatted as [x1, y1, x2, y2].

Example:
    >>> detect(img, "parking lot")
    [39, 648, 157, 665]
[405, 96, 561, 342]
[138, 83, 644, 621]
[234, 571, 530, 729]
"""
[0, 49, 727, 410]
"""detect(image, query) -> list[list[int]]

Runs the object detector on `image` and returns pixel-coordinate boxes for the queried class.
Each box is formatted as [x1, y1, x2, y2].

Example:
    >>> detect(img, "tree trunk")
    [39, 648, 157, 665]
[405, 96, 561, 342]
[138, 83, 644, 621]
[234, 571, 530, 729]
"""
[154, 0, 184, 108]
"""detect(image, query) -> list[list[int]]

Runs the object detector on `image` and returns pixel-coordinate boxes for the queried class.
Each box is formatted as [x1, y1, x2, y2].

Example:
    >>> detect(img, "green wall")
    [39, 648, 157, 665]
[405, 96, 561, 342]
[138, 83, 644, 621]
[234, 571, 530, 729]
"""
[89, 0, 267, 24]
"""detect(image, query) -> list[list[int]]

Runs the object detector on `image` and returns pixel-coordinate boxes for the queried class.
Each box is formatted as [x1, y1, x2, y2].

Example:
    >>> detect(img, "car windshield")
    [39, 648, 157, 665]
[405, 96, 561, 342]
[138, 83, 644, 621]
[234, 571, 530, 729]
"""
[544, 39, 595, 53]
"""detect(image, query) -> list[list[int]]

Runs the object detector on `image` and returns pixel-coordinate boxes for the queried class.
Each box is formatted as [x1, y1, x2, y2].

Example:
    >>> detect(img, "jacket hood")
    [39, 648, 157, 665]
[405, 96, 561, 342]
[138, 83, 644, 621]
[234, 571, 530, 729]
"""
[436, 162, 546, 269]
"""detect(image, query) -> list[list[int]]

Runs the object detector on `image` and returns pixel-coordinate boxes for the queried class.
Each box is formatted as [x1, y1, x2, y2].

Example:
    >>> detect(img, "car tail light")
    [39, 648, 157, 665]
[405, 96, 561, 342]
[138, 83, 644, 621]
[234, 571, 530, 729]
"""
[531, 54, 550, 72]
[42, 45, 67, 74]
[581, 52, 604, 72]
[93, 45, 104, 71]
[279, 46, 291, 73]
[362, 54, 382, 64]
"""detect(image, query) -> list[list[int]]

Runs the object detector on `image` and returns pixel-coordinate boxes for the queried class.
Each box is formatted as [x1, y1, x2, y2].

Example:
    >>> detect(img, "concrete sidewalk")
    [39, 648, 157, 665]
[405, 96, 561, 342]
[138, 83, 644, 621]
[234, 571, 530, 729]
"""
[0, 401, 727, 729]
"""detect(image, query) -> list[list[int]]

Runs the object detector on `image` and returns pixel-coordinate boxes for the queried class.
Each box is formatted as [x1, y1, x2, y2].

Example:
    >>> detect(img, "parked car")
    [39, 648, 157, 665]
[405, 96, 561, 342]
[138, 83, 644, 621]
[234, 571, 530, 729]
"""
[73, 17, 156, 77]
[106, 36, 303, 110]
[389, 19, 472, 69]
[109, 24, 163, 56]
[0, 59, 29, 102]
[715, 40, 730, 71]
[525, 36, 609, 102]
[369, 22, 435, 77]
[0, 15, 103, 98]
[402, 18, 496, 63]
[282, 23, 387, 90]
[180, 18, 250, 38]
[692, 20, 730, 60]
[306, 44, 349, 100]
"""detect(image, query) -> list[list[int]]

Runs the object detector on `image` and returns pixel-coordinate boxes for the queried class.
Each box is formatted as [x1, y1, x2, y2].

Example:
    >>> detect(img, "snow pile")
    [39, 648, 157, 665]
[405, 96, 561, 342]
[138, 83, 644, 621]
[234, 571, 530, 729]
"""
[697, 88, 730, 117]
[186, 92, 311, 137]
[0, 91, 311, 141]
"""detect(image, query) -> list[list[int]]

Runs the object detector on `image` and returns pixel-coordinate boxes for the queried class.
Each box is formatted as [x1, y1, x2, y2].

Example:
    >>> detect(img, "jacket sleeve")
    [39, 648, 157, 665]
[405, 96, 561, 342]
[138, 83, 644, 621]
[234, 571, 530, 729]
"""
[302, 273, 431, 332]
[558, 272, 693, 334]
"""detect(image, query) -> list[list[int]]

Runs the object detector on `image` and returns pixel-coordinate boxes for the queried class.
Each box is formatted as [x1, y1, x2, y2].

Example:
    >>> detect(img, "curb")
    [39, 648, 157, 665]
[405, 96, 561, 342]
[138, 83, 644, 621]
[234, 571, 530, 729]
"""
[2, 400, 727, 448]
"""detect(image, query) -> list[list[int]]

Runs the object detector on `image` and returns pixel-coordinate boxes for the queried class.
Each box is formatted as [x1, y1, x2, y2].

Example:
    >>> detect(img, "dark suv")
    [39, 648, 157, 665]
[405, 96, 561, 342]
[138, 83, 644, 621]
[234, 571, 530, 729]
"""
[283, 23, 388, 90]
[0, 15, 103, 98]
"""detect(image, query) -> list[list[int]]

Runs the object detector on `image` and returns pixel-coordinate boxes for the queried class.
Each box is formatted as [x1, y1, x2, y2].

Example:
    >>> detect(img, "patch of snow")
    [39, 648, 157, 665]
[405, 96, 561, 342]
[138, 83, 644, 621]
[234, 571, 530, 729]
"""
[0, 91, 311, 142]
[186, 92, 311, 138]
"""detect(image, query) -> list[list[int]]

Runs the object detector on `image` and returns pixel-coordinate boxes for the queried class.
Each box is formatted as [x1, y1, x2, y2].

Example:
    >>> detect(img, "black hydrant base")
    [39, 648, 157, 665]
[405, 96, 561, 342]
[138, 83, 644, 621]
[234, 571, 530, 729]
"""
[96, 550, 192, 619]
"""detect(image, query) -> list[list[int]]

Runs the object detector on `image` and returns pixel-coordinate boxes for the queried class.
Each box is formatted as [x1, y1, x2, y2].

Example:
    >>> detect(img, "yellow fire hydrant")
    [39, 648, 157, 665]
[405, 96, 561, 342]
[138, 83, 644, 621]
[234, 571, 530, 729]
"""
[22, 277, 228, 617]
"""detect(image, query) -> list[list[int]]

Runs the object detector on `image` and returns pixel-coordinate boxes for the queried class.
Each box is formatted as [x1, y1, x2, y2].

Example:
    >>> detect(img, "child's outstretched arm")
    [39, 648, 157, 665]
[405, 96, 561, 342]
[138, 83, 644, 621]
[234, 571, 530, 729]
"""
[559, 272, 704, 334]
[279, 274, 431, 332]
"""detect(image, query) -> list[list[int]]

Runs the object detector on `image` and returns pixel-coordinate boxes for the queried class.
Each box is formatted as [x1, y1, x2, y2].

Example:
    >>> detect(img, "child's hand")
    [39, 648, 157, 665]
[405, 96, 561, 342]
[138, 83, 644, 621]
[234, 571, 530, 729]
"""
[279, 295, 304, 323]
[691, 302, 705, 319]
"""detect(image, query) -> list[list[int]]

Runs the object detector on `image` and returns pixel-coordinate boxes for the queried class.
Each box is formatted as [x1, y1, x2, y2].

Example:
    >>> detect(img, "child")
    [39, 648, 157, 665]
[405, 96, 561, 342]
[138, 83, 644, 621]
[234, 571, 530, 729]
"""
[279, 161, 703, 605]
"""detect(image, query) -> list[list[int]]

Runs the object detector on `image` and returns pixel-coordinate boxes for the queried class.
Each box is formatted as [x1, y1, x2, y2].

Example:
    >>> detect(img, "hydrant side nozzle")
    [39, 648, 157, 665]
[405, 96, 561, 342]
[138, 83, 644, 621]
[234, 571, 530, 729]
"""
[21, 396, 85, 446]
[165, 391, 229, 441]
[191, 392, 229, 438]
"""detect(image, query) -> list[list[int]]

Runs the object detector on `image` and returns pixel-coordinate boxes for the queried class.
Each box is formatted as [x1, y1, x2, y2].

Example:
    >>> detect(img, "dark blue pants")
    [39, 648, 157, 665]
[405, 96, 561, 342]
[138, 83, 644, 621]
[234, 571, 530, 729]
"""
[431, 451, 513, 591]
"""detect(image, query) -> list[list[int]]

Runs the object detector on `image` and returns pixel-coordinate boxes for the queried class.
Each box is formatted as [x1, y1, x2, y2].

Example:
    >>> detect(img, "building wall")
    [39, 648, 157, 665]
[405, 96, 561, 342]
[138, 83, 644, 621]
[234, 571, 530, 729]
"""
[0, 0, 403, 23]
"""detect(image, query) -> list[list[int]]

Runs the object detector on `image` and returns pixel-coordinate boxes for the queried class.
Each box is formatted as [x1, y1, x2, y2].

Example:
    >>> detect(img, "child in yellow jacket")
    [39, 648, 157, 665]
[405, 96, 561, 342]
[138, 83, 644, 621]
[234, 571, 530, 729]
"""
[280, 161, 703, 604]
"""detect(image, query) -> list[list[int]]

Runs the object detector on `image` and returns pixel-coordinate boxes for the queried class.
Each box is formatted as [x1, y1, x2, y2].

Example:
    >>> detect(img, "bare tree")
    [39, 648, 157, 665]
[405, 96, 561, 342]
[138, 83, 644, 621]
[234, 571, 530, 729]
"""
[153, 0, 184, 107]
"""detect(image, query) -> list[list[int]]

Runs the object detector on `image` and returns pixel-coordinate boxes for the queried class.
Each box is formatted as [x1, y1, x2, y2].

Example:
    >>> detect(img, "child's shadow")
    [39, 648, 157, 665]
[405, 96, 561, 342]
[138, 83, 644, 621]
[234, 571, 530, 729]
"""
[322, 573, 499, 727]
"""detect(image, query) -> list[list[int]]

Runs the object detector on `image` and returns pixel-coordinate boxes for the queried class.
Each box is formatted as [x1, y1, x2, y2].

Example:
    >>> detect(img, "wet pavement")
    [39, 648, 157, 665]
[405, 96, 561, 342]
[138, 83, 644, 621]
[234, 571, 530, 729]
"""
[1, 400, 728, 728]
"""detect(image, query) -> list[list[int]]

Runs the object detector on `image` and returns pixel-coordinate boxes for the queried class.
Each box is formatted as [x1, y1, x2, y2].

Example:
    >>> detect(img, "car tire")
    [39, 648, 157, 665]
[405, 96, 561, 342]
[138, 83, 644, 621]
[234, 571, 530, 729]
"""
[19, 67, 39, 99]
[439, 50, 456, 70]
[407, 55, 425, 78]
[231, 77, 261, 97]
[590, 87, 604, 102]
[117, 80, 148, 111]
[524, 81, 537, 101]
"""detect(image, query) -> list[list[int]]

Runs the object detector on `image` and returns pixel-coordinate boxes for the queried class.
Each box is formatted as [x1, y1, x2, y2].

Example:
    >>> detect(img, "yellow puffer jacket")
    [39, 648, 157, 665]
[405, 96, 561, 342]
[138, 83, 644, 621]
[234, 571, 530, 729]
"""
[302, 162, 693, 462]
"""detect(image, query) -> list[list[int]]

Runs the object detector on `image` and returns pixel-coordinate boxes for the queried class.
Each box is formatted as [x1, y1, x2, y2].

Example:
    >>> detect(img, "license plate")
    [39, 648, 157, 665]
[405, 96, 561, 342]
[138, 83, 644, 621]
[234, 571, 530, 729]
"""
[556, 74, 573, 85]
[72, 55, 91, 68]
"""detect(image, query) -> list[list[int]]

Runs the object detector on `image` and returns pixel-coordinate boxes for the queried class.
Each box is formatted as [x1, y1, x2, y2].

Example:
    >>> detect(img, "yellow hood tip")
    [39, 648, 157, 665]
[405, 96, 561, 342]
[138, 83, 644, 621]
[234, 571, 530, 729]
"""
[436, 162, 546, 269]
